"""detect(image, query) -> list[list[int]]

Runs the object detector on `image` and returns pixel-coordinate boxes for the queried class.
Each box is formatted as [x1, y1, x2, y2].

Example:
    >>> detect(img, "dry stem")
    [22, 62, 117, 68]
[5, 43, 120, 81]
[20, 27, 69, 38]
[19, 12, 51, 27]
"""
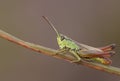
[0, 29, 120, 76]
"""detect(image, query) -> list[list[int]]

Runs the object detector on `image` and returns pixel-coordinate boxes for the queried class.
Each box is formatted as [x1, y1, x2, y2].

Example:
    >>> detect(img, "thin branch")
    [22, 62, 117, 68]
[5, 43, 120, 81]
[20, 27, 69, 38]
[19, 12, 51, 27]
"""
[0, 29, 120, 76]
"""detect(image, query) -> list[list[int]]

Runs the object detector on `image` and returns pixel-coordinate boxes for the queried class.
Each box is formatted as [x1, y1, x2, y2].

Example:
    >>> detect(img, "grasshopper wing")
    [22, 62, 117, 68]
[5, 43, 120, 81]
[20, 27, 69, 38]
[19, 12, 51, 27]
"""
[99, 44, 116, 52]
[76, 42, 115, 58]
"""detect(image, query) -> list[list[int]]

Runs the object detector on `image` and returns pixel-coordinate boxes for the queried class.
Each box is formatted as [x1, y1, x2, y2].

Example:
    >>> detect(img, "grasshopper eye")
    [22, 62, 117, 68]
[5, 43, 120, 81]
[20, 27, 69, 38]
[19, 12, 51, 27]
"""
[61, 36, 65, 41]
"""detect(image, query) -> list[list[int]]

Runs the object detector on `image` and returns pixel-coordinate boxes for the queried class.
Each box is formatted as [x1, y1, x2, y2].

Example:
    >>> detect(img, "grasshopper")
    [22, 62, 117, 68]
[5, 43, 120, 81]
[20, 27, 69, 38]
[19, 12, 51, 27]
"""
[42, 16, 115, 64]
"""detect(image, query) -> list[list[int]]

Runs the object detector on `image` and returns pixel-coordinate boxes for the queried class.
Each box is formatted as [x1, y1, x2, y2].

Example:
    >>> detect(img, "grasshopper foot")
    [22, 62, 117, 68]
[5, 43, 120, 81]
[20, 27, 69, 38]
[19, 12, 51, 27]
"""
[70, 58, 81, 63]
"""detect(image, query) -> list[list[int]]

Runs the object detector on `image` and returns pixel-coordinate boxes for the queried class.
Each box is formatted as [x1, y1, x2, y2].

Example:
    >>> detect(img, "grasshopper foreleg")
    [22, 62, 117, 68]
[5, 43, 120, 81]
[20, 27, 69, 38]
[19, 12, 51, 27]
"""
[52, 47, 70, 56]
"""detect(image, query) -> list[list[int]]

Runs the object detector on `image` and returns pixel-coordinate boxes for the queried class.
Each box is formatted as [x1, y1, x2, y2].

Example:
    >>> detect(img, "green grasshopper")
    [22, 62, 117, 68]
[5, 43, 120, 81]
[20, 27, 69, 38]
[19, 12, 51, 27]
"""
[42, 16, 115, 65]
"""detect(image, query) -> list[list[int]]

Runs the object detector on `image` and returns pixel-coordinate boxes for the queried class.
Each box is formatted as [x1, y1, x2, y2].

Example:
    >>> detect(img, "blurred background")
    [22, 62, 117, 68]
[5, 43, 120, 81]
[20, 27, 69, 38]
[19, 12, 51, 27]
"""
[0, 0, 120, 81]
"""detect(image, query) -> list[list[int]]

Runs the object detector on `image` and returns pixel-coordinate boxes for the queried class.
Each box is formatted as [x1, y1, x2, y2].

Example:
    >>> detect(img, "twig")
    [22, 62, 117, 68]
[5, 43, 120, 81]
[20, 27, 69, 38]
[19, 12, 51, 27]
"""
[0, 29, 120, 76]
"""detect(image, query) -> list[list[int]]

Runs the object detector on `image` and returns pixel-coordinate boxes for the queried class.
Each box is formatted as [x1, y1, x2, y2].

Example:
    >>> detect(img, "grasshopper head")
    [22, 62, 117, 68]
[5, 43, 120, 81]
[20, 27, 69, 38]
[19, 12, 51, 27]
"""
[56, 34, 68, 49]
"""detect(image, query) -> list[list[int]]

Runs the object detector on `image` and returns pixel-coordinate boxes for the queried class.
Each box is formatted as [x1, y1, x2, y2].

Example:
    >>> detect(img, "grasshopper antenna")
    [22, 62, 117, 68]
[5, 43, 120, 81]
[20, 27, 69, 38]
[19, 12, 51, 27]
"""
[42, 16, 60, 37]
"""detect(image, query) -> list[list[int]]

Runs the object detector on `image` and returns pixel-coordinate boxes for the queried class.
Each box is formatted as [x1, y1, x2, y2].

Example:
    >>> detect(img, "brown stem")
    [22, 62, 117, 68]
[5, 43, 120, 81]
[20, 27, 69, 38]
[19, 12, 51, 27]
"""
[0, 29, 120, 76]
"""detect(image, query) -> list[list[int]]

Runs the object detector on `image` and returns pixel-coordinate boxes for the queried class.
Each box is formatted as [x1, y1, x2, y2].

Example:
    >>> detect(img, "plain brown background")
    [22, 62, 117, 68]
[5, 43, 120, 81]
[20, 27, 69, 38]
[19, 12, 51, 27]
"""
[0, 0, 120, 81]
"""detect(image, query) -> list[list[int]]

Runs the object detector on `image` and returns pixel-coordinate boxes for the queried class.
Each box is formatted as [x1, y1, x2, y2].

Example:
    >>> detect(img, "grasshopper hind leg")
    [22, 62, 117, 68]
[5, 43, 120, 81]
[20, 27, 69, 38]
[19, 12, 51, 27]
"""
[70, 50, 81, 63]
[58, 48, 81, 63]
